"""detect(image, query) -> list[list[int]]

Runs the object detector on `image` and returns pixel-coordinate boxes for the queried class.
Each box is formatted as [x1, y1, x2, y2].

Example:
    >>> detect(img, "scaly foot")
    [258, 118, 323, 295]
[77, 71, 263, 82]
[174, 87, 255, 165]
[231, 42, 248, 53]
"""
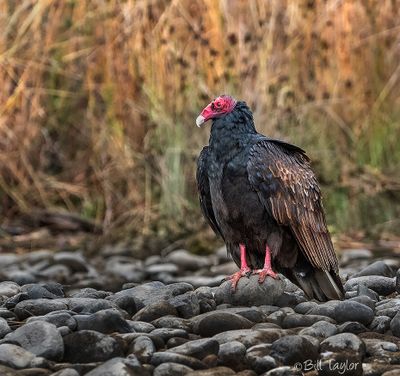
[253, 268, 279, 283]
[225, 267, 251, 291]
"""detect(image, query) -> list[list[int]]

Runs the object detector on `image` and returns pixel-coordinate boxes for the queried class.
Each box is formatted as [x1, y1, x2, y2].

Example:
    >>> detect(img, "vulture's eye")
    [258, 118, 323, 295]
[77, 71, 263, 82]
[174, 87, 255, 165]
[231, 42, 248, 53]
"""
[214, 101, 222, 111]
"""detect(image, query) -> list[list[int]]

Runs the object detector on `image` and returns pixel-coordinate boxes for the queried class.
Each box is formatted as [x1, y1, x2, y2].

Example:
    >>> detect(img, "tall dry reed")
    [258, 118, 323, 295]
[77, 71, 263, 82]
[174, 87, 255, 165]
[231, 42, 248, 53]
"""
[1, 0, 399, 244]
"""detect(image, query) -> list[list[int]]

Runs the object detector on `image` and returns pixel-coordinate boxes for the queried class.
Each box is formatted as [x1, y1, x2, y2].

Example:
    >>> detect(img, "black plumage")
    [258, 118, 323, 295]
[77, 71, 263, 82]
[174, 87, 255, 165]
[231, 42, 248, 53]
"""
[196, 96, 344, 301]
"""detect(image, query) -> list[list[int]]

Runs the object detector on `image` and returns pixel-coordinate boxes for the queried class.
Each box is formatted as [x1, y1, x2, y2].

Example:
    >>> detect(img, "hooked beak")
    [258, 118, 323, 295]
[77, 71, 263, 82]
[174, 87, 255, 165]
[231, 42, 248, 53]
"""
[196, 115, 205, 127]
[195, 103, 214, 127]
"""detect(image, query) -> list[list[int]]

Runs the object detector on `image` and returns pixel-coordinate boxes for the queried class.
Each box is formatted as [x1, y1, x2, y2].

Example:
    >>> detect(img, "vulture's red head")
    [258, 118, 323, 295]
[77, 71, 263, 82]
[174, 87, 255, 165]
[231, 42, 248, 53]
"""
[196, 95, 237, 127]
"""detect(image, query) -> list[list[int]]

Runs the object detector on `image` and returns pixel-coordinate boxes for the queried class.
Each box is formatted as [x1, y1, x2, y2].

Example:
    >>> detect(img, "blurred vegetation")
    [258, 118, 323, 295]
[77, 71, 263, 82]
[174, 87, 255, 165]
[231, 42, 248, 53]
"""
[0, 0, 400, 246]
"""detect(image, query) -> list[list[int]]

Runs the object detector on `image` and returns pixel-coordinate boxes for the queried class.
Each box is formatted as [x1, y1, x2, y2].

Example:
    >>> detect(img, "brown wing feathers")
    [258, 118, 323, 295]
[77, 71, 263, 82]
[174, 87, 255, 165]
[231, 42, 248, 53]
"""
[248, 140, 338, 273]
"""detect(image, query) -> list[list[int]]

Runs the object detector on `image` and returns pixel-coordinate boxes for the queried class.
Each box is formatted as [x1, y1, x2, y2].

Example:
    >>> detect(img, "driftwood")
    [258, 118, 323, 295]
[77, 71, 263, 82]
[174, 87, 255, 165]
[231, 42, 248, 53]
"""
[22, 210, 102, 234]
[0, 210, 102, 252]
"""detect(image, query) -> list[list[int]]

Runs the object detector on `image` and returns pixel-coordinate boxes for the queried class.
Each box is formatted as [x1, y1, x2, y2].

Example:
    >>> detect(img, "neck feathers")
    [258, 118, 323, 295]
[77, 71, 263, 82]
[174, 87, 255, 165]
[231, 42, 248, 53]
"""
[208, 101, 257, 159]
[234, 101, 256, 130]
[209, 101, 256, 141]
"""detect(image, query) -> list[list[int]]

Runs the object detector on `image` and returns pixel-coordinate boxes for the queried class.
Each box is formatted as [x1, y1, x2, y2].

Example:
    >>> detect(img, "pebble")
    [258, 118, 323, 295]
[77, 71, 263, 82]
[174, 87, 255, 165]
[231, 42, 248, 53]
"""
[270, 335, 318, 365]
[298, 320, 338, 338]
[173, 276, 224, 288]
[51, 369, 80, 376]
[209, 262, 236, 277]
[153, 362, 194, 376]
[263, 366, 302, 376]
[301, 334, 319, 348]
[194, 287, 217, 313]
[0, 281, 21, 297]
[3, 321, 64, 360]
[396, 268, 400, 294]
[349, 295, 376, 310]
[355, 284, 380, 301]
[167, 337, 190, 348]
[333, 300, 375, 325]
[146, 263, 179, 275]
[281, 313, 335, 328]
[63, 330, 123, 363]
[0, 253, 19, 267]
[215, 275, 285, 307]
[0, 365, 29, 376]
[6, 270, 37, 285]
[53, 252, 89, 273]
[167, 338, 220, 359]
[337, 321, 368, 334]
[382, 369, 400, 376]
[63, 298, 118, 314]
[0, 343, 37, 369]
[213, 329, 284, 348]
[84, 356, 147, 376]
[390, 311, 400, 337]
[114, 281, 193, 310]
[191, 311, 253, 336]
[130, 335, 155, 363]
[152, 316, 192, 331]
[341, 249, 373, 263]
[191, 367, 235, 376]
[14, 299, 68, 320]
[0, 317, 11, 338]
[71, 288, 111, 299]
[23, 284, 62, 300]
[168, 291, 200, 318]
[0, 308, 15, 320]
[128, 321, 155, 333]
[41, 283, 65, 298]
[344, 276, 396, 296]
[151, 328, 189, 341]
[266, 310, 286, 326]
[369, 316, 392, 334]
[245, 344, 276, 374]
[27, 312, 77, 330]
[165, 249, 210, 271]
[219, 307, 266, 323]
[38, 264, 70, 282]
[240, 368, 262, 375]
[364, 339, 399, 358]
[306, 300, 340, 319]
[293, 301, 317, 314]
[150, 352, 206, 370]
[104, 257, 145, 283]
[352, 261, 396, 278]
[133, 301, 178, 322]
[320, 333, 366, 357]
[376, 298, 400, 318]
[217, 341, 246, 369]
[274, 291, 306, 308]
[186, 367, 236, 375]
[74, 308, 131, 333]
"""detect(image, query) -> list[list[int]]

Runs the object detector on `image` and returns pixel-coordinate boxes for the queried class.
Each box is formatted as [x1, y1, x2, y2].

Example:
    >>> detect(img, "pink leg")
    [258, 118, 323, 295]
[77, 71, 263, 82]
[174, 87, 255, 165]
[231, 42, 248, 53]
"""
[253, 245, 278, 283]
[225, 244, 251, 291]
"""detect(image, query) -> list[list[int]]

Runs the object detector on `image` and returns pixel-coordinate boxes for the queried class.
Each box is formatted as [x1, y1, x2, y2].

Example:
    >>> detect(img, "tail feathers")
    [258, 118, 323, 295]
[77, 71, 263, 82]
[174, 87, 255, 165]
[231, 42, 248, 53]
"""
[293, 269, 344, 302]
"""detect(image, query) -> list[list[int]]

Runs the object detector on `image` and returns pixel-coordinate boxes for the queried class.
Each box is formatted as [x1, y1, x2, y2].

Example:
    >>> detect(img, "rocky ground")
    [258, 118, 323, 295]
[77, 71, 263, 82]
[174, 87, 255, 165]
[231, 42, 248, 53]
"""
[0, 246, 400, 376]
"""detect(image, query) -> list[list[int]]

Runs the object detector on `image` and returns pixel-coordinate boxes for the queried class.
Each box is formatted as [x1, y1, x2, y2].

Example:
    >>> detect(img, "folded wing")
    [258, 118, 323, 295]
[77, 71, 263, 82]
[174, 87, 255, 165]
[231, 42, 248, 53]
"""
[247, 139, 339, 273]
[196, 146, 223, 238]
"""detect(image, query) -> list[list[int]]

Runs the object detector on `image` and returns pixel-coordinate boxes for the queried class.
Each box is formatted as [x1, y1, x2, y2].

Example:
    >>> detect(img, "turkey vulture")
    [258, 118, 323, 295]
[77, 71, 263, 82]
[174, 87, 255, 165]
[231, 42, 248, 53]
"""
[196, 95, 344, 301]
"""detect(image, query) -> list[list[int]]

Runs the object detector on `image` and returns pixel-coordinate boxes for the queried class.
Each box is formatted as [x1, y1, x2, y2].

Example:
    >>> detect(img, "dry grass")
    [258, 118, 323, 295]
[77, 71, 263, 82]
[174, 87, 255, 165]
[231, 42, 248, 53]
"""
[1, 0, 400, 244]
